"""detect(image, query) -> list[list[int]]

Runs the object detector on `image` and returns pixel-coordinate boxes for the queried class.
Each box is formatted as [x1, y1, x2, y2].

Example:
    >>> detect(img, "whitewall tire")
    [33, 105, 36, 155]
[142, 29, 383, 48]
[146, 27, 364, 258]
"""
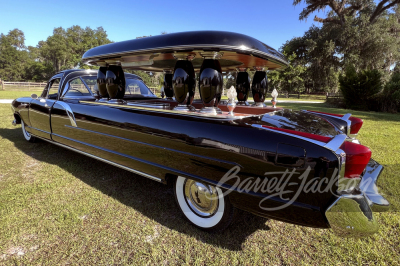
[21, 120, 36, 142]
[174, 176, 235, 232]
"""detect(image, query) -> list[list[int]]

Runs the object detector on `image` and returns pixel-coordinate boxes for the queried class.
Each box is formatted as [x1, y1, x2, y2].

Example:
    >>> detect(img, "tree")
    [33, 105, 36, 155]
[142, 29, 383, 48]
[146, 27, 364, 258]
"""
[269, 52, 307, 96]
[339, 65, 382, 109]
[293, 0, 400, 26]
[0, 29, 30, 81]
[38, 26, 111, 73]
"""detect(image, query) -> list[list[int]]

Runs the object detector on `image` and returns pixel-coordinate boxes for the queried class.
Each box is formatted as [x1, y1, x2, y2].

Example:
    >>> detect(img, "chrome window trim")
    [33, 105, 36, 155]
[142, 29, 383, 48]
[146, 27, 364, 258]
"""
[62, 76, 95, 98]
[323, 134, 347, 151]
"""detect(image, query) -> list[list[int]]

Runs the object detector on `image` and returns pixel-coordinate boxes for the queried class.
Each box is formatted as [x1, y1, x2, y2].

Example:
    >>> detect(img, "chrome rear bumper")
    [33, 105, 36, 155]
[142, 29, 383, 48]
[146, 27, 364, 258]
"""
[326, 159, 389, 237]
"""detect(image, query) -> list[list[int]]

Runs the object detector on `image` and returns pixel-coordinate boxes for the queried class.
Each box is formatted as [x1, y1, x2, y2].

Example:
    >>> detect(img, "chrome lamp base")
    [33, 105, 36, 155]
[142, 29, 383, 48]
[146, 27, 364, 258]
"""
[108, 99, 127, 105]
[236, 101, 249, 106]
[199, 107, 223, 115]
[173, 104, 196, 112]
[252, 102, 267, 108]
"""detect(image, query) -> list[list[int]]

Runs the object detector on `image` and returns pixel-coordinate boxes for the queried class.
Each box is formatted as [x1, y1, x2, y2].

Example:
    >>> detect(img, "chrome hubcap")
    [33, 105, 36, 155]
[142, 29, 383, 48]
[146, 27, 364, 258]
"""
[184, 179, 219, 217]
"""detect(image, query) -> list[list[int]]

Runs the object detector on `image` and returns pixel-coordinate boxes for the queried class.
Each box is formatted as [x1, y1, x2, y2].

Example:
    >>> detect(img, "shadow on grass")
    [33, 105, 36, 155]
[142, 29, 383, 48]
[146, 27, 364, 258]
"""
[0, 127, 270, 251]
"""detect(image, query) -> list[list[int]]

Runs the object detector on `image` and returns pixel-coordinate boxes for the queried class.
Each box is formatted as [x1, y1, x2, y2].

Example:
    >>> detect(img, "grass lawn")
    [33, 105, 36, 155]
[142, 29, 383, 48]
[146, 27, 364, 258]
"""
[0, 91, 42, 99]
[0, 102, 399, 265]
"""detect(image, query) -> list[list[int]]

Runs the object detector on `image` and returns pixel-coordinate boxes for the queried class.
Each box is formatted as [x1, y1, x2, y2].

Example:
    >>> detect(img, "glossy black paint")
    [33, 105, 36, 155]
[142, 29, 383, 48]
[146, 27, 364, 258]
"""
[251, 71, 268, 104]
[10, 69, 344, 229]
[199, 59, 223, 107]
[172, 60, 196, 105]
[236, 71, 251, 104]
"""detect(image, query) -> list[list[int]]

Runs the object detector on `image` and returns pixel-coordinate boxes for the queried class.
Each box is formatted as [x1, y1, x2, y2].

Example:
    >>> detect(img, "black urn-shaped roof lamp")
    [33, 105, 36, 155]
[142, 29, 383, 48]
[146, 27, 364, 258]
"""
[251, 67, 268, 107]
[172, 55, 196, 112]
[106, 65, 126, 104]
[163, 70, 174, 100]
[198, 52, 224, 115]
[235, 68, 251, 106]
[96, 66, 109, 102]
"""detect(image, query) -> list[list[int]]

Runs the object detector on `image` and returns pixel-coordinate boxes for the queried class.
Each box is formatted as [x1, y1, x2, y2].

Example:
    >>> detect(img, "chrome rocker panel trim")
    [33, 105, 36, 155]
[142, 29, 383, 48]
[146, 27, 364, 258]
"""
[34, 135, 163, 183]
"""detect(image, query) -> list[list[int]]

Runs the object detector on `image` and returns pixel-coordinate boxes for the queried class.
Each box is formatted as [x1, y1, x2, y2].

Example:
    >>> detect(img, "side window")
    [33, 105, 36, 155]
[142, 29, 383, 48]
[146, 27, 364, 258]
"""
[80, 76, 97, 94]
[125, 79, 154, 96]
[64, 78, 92, 97]
[41, 78, 60, 99]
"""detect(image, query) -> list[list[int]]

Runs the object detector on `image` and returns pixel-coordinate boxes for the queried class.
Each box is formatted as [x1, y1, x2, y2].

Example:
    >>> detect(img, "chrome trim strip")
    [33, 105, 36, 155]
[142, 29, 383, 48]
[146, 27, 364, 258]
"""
[64, 125, 240, 167]
[251, 124, 327, 146]
[253, 125, 347, 152]
[34, 135, 163, 183]
[342, 113, 351, 121]
[80, 101, 254, 120]
[56, 101, 77, 127]
[323, 134, 347, 152]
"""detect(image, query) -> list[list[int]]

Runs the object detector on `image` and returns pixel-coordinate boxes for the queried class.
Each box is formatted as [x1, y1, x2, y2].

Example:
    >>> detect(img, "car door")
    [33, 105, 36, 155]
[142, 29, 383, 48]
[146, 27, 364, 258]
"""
[29, 77, 60, 139]
[51, 75, 97, 148]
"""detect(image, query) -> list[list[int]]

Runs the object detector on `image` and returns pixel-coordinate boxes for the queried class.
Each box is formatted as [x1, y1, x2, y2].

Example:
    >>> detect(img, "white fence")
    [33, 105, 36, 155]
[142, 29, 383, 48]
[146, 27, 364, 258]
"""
[2, 81, 47, 91]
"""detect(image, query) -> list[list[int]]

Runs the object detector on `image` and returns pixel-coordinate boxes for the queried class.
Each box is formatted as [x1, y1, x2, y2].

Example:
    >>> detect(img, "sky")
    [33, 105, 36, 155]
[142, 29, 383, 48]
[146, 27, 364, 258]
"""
[0, 0, 328, 51]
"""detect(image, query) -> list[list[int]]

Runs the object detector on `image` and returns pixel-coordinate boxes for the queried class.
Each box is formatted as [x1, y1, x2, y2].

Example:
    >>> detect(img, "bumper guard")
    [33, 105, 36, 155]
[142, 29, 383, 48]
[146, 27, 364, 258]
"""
[326, 159, 389, 237]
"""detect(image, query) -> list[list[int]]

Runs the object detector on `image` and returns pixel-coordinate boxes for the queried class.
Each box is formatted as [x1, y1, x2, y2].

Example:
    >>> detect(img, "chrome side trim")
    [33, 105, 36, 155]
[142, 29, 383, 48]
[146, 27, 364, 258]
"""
[252, 125, 347, 152]
[342, 113, 351, 121]
[323, 134, 347, 152]
[325, 193, 378, 237]
[34, 135, 163, 183]
[251, 124, 327, 146]
[359, 159, 390, 212]
[64, 125, 239, 166]
[56, 101, 77, 127]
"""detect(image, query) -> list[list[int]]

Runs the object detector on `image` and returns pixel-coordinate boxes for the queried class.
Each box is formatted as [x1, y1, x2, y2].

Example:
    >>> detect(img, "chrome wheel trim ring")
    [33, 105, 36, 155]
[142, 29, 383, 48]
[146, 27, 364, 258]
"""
[183, 179, 219, 218]
[175, 176, 225, 228]
[21, 121, 31, 140]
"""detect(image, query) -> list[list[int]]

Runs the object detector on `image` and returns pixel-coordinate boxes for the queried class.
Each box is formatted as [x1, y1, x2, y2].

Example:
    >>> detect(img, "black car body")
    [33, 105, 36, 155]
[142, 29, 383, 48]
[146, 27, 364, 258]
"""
[11, 31, 389, 236]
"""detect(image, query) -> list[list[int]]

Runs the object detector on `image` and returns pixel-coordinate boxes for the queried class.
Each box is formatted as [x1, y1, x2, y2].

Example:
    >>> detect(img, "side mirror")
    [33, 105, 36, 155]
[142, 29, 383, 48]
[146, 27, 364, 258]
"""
[31, 94, 38, 99]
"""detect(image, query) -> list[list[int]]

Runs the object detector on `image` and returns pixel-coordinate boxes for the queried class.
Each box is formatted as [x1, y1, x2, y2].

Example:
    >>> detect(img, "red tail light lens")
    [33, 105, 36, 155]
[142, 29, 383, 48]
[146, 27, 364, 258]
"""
[340, 141, 371, 179]
[348, 117, 363, 135]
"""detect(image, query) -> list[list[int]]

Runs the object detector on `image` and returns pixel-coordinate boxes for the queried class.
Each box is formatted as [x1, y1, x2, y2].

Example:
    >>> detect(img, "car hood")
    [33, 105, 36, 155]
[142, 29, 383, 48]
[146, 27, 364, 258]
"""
[260, 109, 340, 137]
